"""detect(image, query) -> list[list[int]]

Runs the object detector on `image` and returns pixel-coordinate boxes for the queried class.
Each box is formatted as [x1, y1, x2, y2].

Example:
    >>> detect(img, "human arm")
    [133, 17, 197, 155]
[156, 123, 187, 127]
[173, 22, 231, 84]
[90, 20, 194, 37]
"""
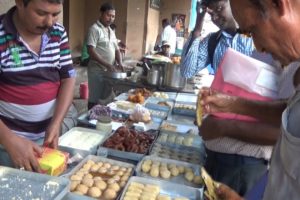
[180, 35, 210, 78]
[186, 1, 207, 50]
[200, 87, 286, 127]
[44, 77, 75, 148]
[115, 48, 124, 72]
[201, 115, 280, 145]
[44, 29, 76, 148]
[0, 120, 42, 172]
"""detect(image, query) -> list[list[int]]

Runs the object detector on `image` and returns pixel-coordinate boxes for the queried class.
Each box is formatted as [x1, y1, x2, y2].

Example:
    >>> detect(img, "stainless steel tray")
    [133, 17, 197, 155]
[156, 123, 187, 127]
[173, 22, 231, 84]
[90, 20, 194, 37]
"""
[64, 155, 135, 199]
[104, 71, 128, 79]
[119, 176, 203, 200]
[150, 143, 205, 165]
[136, 156, 203, 188]
[58, 127, 109, 157]
[99, 129, 158, 162]
[0, 166, 69, 200]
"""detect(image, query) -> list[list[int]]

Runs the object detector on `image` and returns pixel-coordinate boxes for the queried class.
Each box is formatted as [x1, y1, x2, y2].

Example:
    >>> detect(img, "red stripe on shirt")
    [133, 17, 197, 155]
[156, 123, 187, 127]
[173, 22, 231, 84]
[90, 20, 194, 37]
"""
[0, 81, 60, 105]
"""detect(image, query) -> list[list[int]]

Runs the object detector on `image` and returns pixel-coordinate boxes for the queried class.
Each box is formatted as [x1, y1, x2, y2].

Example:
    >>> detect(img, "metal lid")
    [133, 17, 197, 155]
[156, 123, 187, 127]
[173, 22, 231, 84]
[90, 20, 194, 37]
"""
[97, 115, 112, 123]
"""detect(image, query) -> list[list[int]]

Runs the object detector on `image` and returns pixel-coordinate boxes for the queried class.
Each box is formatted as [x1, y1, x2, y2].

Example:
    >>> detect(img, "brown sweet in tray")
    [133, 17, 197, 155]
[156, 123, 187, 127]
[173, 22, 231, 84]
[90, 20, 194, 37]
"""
[127, 88, 152, 104]
[103, 126, 155, 154]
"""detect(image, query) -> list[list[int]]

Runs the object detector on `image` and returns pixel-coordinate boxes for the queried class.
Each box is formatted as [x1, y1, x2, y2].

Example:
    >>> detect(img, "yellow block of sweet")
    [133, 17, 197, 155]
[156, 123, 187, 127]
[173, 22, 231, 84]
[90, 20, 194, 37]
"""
[38, 147, 69, 176]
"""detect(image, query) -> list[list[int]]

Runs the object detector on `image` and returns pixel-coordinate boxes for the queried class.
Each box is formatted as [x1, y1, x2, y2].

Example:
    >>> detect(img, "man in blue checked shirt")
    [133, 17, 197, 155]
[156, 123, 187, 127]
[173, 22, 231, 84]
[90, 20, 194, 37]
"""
[180, 0, 254, 77]
[181, 0, 276, 197]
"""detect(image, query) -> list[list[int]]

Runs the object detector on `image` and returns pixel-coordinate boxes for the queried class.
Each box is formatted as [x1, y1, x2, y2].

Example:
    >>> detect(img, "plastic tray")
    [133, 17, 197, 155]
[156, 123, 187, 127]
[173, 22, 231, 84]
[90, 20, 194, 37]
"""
[157, 130, 203, 149]
[64, 155, 135, 200]
[0, 166, 69, 200]
[119, 176, 203, 200]
[136, 156, 203, 188]
[160, 120, 199, 134]
[150, 143, 205, 165]
[77, 111, 128, 129]
[149, 92, 178, 101]
[99, 129, 158, 162]
[114, 93, 129, 101]
[173, 102, 197, 117]
[176, 93, 198, 103]
[58, 127, 109, 157]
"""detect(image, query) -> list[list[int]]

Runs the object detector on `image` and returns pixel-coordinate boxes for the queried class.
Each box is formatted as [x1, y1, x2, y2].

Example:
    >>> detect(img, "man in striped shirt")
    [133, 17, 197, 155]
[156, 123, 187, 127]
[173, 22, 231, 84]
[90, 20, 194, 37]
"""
[0, 0, 75, 172]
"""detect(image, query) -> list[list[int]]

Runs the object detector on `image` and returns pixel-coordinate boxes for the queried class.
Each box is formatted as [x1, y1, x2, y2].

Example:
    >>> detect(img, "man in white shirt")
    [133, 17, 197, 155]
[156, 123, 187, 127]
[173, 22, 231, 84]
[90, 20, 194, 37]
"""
[160, 18, 177, 54]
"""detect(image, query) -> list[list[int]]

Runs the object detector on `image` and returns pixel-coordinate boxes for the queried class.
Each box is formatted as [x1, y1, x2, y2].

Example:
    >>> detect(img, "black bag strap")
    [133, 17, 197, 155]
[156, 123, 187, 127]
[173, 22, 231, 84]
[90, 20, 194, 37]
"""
[207, 30, 222, 66]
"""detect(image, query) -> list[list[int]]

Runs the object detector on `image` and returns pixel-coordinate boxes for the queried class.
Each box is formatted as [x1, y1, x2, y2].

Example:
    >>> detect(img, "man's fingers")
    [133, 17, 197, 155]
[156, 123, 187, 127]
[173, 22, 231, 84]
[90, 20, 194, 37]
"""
[24, 161, 33, 172]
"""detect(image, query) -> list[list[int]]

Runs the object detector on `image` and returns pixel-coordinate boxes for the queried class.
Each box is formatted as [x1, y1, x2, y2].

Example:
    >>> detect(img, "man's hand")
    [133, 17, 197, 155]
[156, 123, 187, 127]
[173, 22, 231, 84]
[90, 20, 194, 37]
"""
[107, 65, 117, 72]
[5, 135, 42, 172]
[116, 64, 125, 72]
[215, 184, 244, 200]
[44, 123, 60, 149]
[200, 87, 238, 114]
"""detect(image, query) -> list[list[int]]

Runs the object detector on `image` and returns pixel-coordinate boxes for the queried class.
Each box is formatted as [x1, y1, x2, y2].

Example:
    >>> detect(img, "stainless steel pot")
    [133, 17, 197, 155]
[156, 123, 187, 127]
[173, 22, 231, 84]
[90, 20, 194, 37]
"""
[163, 63, 186, 89]
[147, 68, 160, 85]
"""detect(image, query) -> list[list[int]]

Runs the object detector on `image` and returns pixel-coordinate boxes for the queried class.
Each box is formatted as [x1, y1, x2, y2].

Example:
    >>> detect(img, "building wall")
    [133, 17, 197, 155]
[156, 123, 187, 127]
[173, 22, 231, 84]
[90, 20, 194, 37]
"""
[145, 7, 160, 55]
[68, 0, 86, 55]
[0, 0, 14, 14]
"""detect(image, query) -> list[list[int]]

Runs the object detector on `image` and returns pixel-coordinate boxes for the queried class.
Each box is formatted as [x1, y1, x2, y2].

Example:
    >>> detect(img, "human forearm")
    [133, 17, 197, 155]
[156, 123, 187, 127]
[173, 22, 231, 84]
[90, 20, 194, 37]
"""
[233, 98, 286, 127]
[0, 120, 15, 147]
[201, 116, 280, 145]
[115, 49, 123, 66]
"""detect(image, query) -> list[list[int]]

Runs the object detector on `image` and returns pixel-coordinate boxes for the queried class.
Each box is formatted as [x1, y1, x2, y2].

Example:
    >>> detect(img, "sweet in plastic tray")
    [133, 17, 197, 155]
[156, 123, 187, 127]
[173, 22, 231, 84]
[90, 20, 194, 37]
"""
[100, 127, 158, 162]
[136, 155, 204, 188]
[58, 127, 108, 157]
[150, 143, 205, 165]
[64, 155, 135, 200]
[119, 176, 203, 200]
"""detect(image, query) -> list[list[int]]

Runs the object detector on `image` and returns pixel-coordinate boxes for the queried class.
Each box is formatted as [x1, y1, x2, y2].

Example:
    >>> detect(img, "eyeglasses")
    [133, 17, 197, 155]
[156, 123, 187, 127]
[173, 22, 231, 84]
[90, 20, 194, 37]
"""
[236, 28, 252, 38]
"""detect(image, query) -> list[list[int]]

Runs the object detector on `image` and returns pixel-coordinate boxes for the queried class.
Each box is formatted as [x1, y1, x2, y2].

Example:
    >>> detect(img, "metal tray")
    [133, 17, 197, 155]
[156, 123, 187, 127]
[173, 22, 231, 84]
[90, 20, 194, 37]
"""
[99, 129, 158, 162]
[157, 130, 203, 149]
[62, 193, 93, 200]
[150, 143, 205, 165]
[119, 176, 203, 200]
[58, 127, 108, 157]
[64, 155, 135, 200]
[136, 156, 203, 188]
[160, 120, 199, 134]
[0, 166, 69, 200]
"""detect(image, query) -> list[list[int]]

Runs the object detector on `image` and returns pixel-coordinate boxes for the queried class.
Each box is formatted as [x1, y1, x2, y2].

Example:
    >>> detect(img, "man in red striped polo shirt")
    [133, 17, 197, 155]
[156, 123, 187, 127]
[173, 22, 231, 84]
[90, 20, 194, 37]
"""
[0, 0, 75, 172]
